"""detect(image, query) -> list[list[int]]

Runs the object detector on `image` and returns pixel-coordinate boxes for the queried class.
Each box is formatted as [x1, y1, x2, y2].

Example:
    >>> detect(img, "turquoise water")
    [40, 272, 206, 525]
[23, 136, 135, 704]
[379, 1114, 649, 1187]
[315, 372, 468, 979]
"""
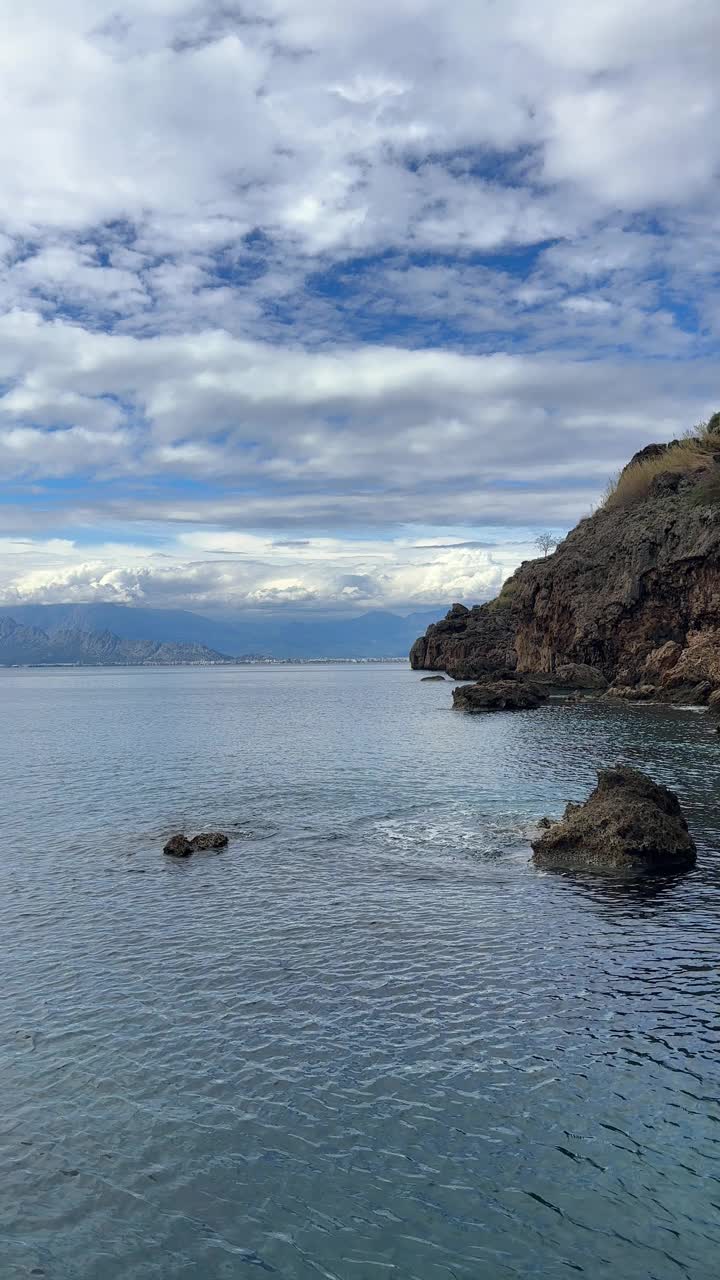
[2, 664, 719, 1279]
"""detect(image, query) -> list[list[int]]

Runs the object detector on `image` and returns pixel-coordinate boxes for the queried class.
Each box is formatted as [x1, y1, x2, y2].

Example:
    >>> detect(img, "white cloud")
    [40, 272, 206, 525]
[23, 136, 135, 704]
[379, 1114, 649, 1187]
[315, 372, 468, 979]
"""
[0, 527, 527, 614]
[0, 1, 714, 255]
[0, 2, 716, 614]
[0, 309, 712, 506]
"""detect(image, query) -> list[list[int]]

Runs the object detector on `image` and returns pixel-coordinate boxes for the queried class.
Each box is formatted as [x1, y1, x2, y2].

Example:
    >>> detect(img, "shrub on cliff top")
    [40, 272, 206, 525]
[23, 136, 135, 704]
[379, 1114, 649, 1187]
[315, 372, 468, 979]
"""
[603, 420, 718, 511]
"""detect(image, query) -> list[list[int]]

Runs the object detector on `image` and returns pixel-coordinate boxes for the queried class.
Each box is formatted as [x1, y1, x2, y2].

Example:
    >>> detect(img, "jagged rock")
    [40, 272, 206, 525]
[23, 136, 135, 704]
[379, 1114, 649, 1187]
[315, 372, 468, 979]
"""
[410, 601, 517, 678]
[531, 767, 697, 871]
[643, 640, 682, 677]
[708, 689, 720, 711]
[420, 674, 446, 681]
[163, 834, 194, 858]
[452, 679, 546, 713]
[190, 832, 229, 850]
[409, 425, 720, 705]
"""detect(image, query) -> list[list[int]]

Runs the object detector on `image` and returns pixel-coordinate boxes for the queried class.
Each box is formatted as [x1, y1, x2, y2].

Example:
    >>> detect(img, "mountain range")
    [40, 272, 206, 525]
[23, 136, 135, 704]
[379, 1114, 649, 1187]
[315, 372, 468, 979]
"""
[0, 604, 443, 665]
[0, 616, 229, 667]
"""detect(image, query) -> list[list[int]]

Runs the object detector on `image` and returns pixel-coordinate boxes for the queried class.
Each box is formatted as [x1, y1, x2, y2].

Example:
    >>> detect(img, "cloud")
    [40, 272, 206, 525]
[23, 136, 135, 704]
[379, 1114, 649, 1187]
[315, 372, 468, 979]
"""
[0, 309, 713, 499]
[0, 3, 717, 614]
[0, 530, 523, 613]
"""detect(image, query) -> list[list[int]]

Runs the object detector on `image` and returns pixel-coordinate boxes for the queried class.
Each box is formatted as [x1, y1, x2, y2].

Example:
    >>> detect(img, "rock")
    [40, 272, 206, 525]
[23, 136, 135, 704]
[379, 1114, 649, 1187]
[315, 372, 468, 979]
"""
[531, 767, 697, 872]
[606, 683, 657, 701]
[643, 640, 682, 677]
[452, 679, 547, 713]
[410, 600, 517, 677]
[688, 681, 713, 704]
[537, 817, 555, 829]
[420, 674, 446, 681]
[553, 663, 609, 690]
[189, 831, 229, 850]
[709, 689, 720, 711]
[163, 833, 193, 858]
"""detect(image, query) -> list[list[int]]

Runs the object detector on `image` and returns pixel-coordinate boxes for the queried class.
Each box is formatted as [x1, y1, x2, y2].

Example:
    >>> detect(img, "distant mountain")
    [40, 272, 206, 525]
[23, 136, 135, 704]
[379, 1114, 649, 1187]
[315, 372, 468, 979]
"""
[0, 617, 230, 667]
[0, 604, 444, 660]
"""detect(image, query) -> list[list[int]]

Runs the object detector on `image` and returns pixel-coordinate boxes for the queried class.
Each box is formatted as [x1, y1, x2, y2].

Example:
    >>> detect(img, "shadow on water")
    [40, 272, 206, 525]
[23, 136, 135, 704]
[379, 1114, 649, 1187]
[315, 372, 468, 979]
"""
[541, 863, 693, 908]
[539, 850, 720, 924]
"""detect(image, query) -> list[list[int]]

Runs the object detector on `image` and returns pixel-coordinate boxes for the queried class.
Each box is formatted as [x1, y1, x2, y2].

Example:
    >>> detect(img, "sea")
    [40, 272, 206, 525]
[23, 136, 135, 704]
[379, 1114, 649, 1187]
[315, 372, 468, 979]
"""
[2, 663, 719, 1280]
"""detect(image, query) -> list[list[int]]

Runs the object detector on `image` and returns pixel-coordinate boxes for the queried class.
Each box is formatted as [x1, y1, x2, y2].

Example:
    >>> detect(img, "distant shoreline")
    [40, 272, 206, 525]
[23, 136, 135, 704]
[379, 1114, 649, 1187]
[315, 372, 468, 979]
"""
[0, 656, 410, 670]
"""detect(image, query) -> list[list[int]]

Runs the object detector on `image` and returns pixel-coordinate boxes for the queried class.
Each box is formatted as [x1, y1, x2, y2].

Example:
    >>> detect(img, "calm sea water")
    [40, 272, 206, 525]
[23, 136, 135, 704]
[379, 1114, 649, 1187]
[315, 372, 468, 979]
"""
[2, 663, 719, 1280]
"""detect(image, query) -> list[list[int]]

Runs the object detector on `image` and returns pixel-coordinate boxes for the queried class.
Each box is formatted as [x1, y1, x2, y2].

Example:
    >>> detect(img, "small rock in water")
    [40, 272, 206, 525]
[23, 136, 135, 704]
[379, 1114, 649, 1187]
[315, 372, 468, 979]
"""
[190, 831, 229, 851]
[163, 833, 193, 858]
[421, 674, 446, 681]
[531, 766, 697, 871]
[452, 679, 546, 713]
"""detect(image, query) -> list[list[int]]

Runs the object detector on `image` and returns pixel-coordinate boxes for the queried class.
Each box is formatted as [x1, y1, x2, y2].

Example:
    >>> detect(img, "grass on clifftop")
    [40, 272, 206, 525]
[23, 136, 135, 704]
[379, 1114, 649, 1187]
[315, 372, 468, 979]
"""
[603, 412, 720, 510]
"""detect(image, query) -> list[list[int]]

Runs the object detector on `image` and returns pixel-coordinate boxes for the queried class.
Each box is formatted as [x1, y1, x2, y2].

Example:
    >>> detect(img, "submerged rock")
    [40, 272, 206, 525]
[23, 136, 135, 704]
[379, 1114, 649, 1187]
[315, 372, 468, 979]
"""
[163, 833, 193, 858]
[421, 674, 446, 682]
[531, 767, 697, 872]
[190, 831, 229, 850]
[452, 679, 546, 713]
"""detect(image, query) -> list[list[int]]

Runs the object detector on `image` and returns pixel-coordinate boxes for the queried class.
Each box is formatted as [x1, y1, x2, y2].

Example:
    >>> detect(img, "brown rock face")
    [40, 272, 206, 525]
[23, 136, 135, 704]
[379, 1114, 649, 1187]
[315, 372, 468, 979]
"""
[410, 443, 720, 703]
[531, 767, 697, 871]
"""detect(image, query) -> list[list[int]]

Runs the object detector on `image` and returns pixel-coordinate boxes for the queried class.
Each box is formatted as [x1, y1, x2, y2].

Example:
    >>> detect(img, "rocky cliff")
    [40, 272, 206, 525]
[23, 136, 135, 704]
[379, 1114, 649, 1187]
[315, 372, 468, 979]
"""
[410, 418, 720, 703]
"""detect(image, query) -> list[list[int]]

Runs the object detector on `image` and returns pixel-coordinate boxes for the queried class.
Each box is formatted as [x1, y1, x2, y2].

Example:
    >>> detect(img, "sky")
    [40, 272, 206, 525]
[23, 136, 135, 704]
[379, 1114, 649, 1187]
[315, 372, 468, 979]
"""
[0, 0, 718, 618]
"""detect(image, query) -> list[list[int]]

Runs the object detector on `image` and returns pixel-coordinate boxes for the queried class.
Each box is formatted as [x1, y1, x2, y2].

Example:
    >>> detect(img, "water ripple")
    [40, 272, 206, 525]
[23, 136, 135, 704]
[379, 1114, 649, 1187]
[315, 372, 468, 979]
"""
[1, 665, 719, 1279]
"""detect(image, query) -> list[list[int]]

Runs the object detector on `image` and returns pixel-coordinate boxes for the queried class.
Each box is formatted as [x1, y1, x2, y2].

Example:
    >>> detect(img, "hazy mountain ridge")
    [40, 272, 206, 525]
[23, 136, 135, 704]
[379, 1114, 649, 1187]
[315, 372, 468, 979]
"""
[0, 617, 230, 666]
[0, 604, 442, 660]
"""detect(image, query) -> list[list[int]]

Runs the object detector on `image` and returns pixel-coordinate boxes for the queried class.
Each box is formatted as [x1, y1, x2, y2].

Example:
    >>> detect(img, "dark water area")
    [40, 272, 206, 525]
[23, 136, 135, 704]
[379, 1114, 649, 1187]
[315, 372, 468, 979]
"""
[1, 664, 719, 1279]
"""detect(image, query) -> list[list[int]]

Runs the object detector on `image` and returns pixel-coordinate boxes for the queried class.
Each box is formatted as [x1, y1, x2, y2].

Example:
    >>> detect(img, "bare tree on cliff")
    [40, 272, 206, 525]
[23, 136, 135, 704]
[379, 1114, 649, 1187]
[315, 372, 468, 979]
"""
[535, 533, 558, 558]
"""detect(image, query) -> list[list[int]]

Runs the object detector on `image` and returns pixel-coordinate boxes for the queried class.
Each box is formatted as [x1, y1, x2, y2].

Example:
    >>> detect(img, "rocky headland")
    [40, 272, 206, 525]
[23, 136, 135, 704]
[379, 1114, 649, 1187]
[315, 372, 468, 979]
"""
[411, 414, 720, 706]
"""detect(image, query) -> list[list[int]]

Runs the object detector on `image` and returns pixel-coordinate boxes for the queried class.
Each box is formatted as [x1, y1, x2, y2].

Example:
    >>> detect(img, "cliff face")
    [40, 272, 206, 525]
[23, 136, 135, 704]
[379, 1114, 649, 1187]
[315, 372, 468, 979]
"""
[410, 435, 720, 702]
